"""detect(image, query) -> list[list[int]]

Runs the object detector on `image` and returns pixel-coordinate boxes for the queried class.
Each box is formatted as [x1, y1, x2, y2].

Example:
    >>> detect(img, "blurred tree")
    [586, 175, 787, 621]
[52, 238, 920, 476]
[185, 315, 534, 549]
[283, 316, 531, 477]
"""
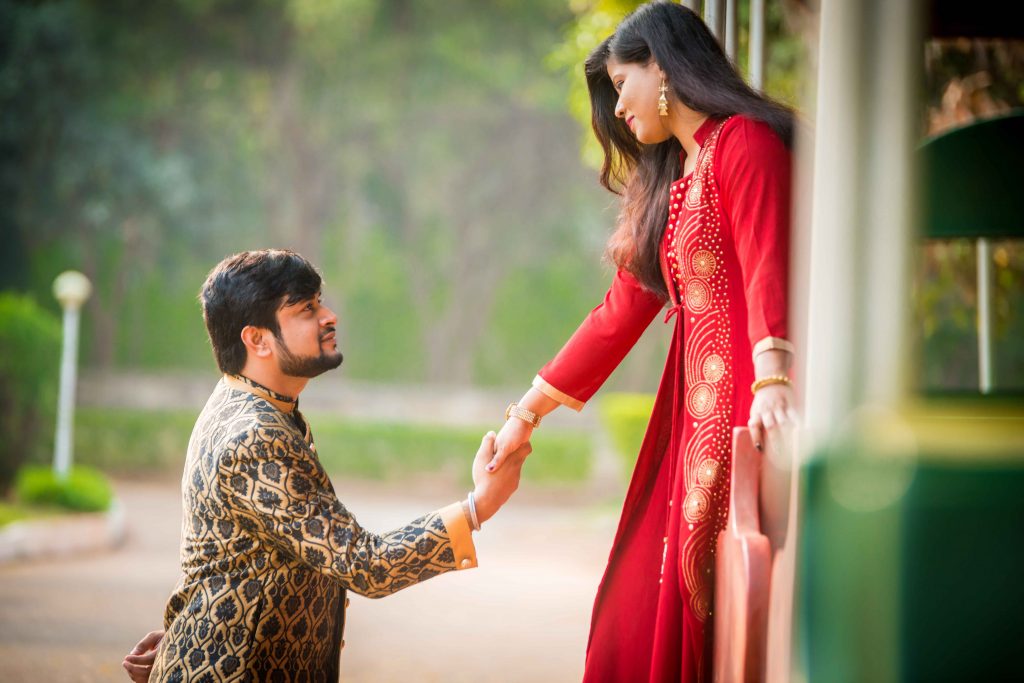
[1, 0, 626, 387]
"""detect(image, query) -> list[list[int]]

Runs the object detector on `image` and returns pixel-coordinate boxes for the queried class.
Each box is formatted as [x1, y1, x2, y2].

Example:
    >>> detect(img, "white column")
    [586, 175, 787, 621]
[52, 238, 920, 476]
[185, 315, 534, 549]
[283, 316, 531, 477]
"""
[801, 0, 920, 439]
[749, 0, 766, 89]
[52, 271, 91, 482]
[54, 306, 81, 480]
[705, 0, 725, 42]
[725, 0, 738, 61]
[977, 238, 994, 393]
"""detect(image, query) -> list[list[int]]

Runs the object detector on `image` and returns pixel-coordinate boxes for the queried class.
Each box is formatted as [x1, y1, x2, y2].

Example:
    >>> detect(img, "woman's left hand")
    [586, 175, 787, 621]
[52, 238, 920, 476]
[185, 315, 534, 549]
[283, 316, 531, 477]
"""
[747, 383, 799, 451]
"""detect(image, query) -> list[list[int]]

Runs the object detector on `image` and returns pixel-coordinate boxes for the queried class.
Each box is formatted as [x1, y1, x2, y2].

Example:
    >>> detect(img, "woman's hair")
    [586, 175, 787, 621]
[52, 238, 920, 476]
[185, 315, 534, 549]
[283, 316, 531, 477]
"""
[586, 1, 794, 299]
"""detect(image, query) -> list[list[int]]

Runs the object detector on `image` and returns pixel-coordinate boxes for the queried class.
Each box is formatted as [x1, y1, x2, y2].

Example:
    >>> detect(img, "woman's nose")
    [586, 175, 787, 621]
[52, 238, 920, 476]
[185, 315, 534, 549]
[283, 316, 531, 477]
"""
[614, 98, 625, 119]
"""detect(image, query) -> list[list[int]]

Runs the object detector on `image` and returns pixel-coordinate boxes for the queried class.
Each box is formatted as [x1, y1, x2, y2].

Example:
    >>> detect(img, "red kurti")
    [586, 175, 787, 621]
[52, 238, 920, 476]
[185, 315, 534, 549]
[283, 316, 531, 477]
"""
[533, 116, 791, 682]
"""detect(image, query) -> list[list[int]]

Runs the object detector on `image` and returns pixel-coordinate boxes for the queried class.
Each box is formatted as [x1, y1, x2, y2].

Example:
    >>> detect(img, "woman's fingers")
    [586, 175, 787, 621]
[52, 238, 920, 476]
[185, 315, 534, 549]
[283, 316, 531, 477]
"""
[748, 416, 763, 451]
[474, 432, 497, 468]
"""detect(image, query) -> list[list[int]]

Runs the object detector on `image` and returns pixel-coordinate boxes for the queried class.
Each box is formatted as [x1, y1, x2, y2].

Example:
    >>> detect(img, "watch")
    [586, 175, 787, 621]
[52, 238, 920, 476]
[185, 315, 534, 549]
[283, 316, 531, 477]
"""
[505, 402, 541, 428]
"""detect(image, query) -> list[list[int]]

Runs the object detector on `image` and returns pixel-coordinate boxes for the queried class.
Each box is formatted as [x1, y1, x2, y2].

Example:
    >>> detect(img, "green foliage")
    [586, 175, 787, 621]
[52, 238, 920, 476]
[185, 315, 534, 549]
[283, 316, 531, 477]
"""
[74, 408, 199, 471]
[14, 465, 113, 513]
[914, 239, 1024, 392]
[5, 0, 651, 389]
[599, 392, 655, 471]
[0, 292, 62, 493]
[74, 408, 591, 485]
[308, 414, 591, 485]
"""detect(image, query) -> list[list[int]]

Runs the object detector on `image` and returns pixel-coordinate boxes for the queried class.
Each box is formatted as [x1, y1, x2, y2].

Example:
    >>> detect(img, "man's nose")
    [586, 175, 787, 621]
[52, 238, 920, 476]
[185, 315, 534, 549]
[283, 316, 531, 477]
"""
[321, 306, 338, 326]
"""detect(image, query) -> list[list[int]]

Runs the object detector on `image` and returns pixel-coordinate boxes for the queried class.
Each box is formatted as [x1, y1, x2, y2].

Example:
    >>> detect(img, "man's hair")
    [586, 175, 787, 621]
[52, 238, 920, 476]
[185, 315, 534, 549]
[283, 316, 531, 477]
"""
[200, 249, 322, 374]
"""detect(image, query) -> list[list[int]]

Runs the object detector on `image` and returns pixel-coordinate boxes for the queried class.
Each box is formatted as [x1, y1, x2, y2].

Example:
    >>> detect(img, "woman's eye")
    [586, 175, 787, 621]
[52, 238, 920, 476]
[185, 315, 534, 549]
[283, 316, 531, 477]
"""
[615, 80, 624, 91]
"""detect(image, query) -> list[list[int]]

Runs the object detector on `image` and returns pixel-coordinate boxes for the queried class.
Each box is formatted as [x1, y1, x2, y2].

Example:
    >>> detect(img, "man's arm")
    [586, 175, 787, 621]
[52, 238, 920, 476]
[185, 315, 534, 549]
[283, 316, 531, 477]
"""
[217, 427, 525, 598]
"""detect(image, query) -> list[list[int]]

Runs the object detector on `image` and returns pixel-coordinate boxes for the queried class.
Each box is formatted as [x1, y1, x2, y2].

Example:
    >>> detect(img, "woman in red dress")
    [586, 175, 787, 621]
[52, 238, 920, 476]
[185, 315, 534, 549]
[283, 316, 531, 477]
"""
[486, 3, 796, 682]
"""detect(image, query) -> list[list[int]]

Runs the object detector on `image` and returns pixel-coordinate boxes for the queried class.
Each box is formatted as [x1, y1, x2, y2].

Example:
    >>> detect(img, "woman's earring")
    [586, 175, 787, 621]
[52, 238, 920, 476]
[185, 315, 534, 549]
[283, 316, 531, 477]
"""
[658, 78, 669, 117]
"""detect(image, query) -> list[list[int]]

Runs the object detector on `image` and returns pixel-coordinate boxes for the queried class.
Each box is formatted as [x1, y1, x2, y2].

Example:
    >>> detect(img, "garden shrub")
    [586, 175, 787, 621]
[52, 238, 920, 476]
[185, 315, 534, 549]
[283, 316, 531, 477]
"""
[599, 393, 656, 474]
[15, 465, 113, 513]
[0, 292, 61, 494]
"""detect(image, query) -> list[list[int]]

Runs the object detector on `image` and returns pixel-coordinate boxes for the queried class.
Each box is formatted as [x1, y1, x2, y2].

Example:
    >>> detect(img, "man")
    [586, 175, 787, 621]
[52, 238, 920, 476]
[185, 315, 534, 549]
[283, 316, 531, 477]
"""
[122, 249, 528, 682]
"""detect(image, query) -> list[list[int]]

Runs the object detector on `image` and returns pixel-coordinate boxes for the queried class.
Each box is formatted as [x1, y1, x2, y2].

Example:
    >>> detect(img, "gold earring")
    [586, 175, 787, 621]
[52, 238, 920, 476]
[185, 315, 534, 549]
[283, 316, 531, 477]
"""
[658, 78, 669, 116]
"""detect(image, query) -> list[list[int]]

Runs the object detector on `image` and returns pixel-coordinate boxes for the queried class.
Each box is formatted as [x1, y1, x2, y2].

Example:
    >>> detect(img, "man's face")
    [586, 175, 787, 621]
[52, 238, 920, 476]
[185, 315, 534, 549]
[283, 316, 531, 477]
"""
[271, 291, 343, 378]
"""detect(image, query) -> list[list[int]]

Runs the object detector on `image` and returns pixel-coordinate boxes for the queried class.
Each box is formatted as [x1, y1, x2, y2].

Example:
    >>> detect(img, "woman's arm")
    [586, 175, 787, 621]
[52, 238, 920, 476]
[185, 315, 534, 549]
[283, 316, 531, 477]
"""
[488, 268, 664, 470]
[719, 117, 797, 450]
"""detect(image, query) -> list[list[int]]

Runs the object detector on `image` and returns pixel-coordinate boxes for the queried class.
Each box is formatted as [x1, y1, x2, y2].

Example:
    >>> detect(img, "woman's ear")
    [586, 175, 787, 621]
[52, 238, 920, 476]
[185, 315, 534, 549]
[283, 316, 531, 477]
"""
[240, 325, 273, 359]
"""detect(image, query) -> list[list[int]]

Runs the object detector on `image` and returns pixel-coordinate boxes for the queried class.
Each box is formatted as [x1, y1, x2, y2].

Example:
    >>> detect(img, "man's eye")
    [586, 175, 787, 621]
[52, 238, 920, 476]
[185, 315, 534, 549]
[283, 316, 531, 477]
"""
[305, 303, 315, 312]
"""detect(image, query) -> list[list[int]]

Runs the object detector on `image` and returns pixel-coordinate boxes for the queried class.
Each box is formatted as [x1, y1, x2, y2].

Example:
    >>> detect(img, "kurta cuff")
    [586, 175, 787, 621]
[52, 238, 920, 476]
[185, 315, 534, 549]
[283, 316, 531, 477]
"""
[752, 336, 795, 358]
[439, 502, 477, 570]
[532, 375, 586, 412]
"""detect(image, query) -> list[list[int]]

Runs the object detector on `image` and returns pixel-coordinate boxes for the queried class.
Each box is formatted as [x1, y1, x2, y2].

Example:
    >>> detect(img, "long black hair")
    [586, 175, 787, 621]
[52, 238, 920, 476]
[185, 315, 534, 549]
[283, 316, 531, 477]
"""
[586, 1, 794, 299]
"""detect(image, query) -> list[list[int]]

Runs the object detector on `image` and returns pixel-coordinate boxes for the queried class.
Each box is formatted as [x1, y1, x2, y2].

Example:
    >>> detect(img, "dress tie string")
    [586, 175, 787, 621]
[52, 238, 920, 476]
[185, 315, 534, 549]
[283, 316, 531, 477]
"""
[664, 301, 684, 325]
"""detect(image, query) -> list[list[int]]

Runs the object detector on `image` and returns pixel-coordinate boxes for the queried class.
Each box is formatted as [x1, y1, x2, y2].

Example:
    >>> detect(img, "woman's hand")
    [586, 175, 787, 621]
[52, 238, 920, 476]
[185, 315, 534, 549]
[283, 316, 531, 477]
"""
[487, 417, 534, 472]
[747, 383, 799, 451]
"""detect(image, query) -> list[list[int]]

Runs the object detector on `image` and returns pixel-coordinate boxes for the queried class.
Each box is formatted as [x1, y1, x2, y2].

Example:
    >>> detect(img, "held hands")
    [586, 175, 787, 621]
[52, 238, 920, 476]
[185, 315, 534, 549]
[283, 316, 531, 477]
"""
[747, 383, 799, 451]
[123, 629, 164, 683]
[472, 431, 531, 524]
[487, 417, 533, 473]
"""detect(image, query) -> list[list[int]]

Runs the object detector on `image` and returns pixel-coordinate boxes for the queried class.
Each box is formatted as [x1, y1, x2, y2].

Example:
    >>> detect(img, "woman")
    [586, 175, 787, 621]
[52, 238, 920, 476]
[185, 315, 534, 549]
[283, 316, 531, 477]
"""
[486, 3, 796, 681]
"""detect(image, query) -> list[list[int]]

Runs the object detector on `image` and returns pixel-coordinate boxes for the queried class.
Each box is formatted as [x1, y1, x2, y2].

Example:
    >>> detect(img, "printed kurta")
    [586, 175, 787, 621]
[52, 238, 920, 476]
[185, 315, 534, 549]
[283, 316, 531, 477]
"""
[533, 116, 791, 682]
[150, 375, 476, 682]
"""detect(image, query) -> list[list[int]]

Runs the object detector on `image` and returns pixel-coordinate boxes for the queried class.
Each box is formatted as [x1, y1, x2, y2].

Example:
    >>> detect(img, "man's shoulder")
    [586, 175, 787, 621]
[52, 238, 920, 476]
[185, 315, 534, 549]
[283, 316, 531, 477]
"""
[192, 381, 305, 464]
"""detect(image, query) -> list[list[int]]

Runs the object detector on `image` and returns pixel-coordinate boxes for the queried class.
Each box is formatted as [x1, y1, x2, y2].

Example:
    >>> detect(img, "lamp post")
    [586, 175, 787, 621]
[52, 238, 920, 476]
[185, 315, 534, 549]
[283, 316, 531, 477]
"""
[52, 271, 92, 481]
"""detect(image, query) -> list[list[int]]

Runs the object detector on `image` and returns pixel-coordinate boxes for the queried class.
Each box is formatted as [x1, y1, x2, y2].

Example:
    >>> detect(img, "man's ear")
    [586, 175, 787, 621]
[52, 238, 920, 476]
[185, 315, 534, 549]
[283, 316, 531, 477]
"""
[240, 325, 273, 359]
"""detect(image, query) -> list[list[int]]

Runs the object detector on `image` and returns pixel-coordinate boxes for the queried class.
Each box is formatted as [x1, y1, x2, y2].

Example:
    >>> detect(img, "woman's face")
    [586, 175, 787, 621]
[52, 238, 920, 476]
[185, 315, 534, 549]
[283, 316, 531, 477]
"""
[607, 57, 673, 145]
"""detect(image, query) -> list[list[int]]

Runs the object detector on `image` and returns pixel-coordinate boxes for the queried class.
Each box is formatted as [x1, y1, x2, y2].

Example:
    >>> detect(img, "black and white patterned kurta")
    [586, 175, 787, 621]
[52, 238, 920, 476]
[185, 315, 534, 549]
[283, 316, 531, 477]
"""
[150, 375, 476, 682]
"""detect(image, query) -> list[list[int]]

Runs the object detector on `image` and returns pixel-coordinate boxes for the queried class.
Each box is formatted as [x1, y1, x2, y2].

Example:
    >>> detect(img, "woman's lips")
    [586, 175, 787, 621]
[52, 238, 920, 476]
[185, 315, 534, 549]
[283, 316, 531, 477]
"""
[627, 115, 635, 129]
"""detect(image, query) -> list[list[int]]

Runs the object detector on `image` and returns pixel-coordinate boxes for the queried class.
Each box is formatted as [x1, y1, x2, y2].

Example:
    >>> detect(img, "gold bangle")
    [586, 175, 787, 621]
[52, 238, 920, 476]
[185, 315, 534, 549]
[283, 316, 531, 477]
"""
[505, 402, 541, 428]
[751, 375, 792, 395]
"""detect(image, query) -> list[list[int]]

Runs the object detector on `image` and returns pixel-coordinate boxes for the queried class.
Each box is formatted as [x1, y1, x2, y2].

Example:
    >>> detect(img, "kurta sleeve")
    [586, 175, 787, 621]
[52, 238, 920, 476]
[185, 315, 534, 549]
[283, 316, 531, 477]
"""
[216, 424, 476, 599]
[717, 117, 792, 353]
[534, 269, 664, 411]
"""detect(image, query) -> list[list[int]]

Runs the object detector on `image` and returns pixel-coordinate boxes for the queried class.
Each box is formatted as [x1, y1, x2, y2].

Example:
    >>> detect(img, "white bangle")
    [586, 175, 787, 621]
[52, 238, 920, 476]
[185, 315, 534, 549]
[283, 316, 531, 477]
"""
[467, 492, 481, 531]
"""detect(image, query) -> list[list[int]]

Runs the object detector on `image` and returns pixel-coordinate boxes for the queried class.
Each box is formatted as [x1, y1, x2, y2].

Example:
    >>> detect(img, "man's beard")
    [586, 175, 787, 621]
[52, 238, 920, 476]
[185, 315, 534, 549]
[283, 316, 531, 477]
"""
[275, 333, 344, 378]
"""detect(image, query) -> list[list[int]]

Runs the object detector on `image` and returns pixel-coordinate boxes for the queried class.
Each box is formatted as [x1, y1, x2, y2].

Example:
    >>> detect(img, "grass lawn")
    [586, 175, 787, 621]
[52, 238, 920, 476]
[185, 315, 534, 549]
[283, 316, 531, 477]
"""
[72, 408, 592, 486]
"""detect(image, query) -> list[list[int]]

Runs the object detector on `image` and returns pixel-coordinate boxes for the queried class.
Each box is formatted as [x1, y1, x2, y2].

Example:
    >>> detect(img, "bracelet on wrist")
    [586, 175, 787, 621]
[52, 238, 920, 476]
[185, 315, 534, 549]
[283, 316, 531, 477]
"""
[750, 375, 792, 395]
[466, 491, 481, 531]
[505, 402, 541, 428]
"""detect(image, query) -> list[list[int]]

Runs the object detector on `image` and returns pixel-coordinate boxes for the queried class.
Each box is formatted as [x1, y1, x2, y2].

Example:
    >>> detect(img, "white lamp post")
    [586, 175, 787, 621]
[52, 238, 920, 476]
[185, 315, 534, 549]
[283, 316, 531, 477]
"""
[52, 271, 92, 481]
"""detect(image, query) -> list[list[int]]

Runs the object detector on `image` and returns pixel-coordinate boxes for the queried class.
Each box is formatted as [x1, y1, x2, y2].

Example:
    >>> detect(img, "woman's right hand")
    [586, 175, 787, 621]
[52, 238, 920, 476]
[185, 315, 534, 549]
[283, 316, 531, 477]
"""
[487, 418, 534, 472]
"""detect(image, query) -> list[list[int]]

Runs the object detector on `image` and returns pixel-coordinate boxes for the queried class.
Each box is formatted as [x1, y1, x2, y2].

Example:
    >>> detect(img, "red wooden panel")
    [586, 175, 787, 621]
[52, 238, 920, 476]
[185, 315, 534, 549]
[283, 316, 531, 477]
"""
[713, 428, 772, 683]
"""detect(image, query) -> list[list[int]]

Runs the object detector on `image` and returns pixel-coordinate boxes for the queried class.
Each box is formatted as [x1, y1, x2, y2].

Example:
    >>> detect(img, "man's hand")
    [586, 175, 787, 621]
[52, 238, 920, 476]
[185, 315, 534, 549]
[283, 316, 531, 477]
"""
[472, 431, 530, 524]
[123, 629, 164, 683]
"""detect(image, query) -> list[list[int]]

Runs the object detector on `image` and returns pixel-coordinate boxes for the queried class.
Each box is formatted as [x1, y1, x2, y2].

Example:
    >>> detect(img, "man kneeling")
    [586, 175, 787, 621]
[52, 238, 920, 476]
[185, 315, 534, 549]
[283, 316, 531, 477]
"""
[123, 249, 528, 682]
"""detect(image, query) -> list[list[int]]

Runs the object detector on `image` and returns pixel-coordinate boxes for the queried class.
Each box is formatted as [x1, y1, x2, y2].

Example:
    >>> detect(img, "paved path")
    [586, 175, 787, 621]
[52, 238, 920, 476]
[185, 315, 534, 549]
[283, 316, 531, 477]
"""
[0, 477, 623, 682]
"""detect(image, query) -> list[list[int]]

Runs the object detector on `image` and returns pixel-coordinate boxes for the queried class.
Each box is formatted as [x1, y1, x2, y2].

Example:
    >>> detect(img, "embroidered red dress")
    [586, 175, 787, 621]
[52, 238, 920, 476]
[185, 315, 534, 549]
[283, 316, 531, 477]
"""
[532, 116, 792, 682]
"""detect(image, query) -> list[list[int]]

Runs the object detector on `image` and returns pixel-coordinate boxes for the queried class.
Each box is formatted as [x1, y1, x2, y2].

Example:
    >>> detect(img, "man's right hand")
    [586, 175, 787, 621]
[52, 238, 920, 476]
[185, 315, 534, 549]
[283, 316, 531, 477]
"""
[472, 431, 530, 525]
[123, 629, 163, 683]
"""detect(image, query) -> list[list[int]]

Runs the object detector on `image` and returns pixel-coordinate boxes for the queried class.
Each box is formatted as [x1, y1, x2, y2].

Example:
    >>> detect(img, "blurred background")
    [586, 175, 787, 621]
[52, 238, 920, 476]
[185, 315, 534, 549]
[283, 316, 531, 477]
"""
[0, 0, 1021, 681]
